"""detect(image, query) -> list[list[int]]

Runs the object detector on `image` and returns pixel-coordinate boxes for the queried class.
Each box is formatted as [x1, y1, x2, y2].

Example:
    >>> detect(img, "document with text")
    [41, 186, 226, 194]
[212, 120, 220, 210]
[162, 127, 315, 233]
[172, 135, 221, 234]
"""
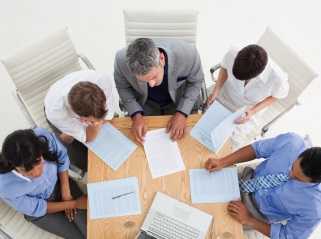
[88, 177, 141, 219]
[143, 128, 185, 178]
[86, 124, 137, 171]
[191, 101, 244, 152]
[189, 168, 240, 203]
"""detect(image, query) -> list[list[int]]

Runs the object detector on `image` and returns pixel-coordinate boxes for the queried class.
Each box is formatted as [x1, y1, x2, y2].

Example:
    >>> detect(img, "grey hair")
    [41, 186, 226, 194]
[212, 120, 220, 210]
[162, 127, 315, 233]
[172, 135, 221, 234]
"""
[126, 38, 160, 75]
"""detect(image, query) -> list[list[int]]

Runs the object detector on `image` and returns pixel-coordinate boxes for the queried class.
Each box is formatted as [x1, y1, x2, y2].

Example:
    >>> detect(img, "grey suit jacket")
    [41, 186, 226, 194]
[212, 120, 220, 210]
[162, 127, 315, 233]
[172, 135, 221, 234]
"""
[114, 39, 204, 116]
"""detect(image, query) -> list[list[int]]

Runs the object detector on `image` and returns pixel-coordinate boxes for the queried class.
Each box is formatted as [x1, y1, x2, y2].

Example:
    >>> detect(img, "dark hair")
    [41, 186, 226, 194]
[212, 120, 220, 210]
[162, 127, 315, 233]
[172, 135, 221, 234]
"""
[232, 44, 268, 80]
[68, 81, 107, 119]
[0, 129, 57, 174]
[300, 147, 321, 183]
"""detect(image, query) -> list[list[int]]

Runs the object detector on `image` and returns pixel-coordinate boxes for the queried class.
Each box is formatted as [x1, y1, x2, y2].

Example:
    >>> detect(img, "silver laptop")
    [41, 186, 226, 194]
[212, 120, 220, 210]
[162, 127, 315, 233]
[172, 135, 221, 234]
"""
[137, 192, 213, 239]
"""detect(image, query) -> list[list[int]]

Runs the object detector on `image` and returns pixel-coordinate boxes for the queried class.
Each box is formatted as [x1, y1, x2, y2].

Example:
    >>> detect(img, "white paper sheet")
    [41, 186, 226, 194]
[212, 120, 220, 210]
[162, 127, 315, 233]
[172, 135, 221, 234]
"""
[143, 128, 185, 178]
[189, 168, 240, 203]
[211, 109, 244, 151]
[87, 177, 141, 219]
[86, 124, 137, 171]
[190, 101, 244, 152]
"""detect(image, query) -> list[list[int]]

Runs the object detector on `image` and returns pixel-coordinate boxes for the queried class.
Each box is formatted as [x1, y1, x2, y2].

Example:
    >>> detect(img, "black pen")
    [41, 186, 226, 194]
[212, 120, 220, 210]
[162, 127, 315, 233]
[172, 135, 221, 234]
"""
[112, 191, 135, 200]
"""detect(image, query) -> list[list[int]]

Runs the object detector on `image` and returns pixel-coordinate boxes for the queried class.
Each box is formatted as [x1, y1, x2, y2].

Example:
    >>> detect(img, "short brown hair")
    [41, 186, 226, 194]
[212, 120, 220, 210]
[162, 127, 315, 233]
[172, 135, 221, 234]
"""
[68, 81, 107, 119]
[232, 44, 268, 81]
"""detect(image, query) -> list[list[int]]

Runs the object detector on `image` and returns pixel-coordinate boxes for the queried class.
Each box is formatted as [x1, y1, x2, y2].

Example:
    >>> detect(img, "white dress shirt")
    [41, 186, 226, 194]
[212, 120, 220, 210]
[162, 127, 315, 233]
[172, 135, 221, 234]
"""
[219, 47, 289, 110]
[44, 70, 120, 142]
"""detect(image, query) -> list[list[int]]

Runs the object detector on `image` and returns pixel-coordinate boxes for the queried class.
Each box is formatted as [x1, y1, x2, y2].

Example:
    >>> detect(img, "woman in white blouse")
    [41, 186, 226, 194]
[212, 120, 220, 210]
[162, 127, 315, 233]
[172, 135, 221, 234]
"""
[208, 44, 289, 124]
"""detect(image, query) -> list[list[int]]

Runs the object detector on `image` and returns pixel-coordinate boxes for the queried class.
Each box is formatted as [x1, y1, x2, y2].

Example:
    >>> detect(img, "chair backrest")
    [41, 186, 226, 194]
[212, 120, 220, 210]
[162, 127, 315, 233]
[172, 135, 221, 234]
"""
[1, 29, 82, 130]
[255, 27, 318, 126]
[123, 10, 198, 45]
[0, 199, 60, 239]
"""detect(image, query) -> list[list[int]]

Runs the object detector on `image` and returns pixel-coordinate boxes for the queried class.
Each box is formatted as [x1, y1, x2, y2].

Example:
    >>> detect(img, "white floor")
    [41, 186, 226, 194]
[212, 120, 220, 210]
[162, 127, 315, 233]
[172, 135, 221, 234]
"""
[0, 0, 320, 238]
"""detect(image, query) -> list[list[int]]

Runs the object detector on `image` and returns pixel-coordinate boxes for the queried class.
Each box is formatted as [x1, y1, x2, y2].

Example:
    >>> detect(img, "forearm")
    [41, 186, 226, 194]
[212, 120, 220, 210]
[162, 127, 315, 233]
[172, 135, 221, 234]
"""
[47, 200, 76, 214]
[248, 217, 271, 237]
[59, 170, 71, 198]
[211, 68, 228, 98]
[220, 145, 257, 167]
[249, 96, 276, 114]
[85, 123, 102, 142]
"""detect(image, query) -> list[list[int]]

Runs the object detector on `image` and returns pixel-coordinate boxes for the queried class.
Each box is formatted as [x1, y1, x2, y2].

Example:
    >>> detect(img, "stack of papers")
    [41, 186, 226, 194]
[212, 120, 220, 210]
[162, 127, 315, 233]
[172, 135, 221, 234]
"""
[190, 101, 244, 152]
[189, 168, 240, 203]
[88, 177, 141, 219]
[143, 128, 185, 178]
[86, 124, 137, 171]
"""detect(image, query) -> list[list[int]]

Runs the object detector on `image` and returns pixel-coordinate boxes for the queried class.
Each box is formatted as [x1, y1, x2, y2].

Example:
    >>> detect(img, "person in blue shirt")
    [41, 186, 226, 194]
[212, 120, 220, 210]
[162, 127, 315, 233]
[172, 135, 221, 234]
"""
[0, 128, 87, 239]
[205, 133, 321, 239]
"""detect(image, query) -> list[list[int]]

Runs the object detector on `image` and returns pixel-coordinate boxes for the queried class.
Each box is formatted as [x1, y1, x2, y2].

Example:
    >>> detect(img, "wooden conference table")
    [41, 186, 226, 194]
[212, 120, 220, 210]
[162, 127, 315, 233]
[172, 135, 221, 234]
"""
[87, 114, 244, 239]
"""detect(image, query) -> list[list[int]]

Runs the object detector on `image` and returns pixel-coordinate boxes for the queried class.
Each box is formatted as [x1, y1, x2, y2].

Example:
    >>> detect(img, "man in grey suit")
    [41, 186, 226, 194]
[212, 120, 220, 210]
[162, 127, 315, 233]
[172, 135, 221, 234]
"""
[114, 38, 204, 143]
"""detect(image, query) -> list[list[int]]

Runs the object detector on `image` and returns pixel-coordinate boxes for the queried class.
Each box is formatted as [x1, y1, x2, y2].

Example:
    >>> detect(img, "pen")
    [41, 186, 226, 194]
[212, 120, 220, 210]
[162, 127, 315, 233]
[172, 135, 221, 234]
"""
[112, 191, 135, 200]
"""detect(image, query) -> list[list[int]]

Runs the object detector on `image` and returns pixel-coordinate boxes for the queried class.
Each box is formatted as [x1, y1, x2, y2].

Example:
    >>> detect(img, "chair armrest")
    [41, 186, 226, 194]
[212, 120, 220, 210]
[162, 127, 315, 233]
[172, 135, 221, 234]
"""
[68, 164, 84, 181]
[118, 101, 129, 117]
[78, 54, 95, 70]
[16, 90, 37, 127]
[261, 102, 297, 136]
[210, 64, 221, 82]
[210, 64, 221, 74]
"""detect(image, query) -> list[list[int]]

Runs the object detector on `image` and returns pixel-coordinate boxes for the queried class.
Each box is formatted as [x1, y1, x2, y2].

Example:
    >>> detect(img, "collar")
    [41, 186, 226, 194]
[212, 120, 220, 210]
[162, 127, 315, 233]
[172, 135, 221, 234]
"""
[159, 48, 168, 77]
[12, 170, 32, 182]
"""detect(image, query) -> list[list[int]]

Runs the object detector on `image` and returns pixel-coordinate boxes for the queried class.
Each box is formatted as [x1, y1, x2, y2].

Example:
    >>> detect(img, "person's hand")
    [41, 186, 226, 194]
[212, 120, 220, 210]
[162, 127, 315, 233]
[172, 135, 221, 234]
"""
[227, 201, 254, 225]
[166, 112, 187, 141]
[61, 193, 76, 222]
[205, 157, 226, 172]
[92, 119, 104, 127]
[207, 92, 216, 106]
[82, 118, 104, 127]
[75, 195, 88, 210]
[65, 207, 77, 222]
[131, 113, 147, 144]
[234, 109, 254, 124]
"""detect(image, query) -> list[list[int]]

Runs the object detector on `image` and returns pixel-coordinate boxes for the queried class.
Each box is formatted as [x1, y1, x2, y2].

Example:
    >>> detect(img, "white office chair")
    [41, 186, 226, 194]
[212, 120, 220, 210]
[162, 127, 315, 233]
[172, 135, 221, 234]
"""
[0, 28, 95, 132]
[209, 27, 318, 146]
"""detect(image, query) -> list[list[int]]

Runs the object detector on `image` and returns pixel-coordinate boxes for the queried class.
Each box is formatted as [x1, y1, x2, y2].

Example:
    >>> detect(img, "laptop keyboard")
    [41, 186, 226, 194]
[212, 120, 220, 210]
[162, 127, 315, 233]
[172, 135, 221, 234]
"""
[147, 211, 201, 239]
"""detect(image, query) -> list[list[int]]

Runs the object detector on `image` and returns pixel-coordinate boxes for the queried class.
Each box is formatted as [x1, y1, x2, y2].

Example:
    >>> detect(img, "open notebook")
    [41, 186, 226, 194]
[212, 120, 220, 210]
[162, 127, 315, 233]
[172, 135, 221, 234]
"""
[191, 101, 244, 152]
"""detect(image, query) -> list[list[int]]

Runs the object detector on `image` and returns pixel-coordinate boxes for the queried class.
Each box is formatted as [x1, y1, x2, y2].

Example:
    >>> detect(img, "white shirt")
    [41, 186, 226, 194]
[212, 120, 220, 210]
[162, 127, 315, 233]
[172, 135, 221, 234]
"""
[219, 47, 289, 110]
[44, 70, 120, 142]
